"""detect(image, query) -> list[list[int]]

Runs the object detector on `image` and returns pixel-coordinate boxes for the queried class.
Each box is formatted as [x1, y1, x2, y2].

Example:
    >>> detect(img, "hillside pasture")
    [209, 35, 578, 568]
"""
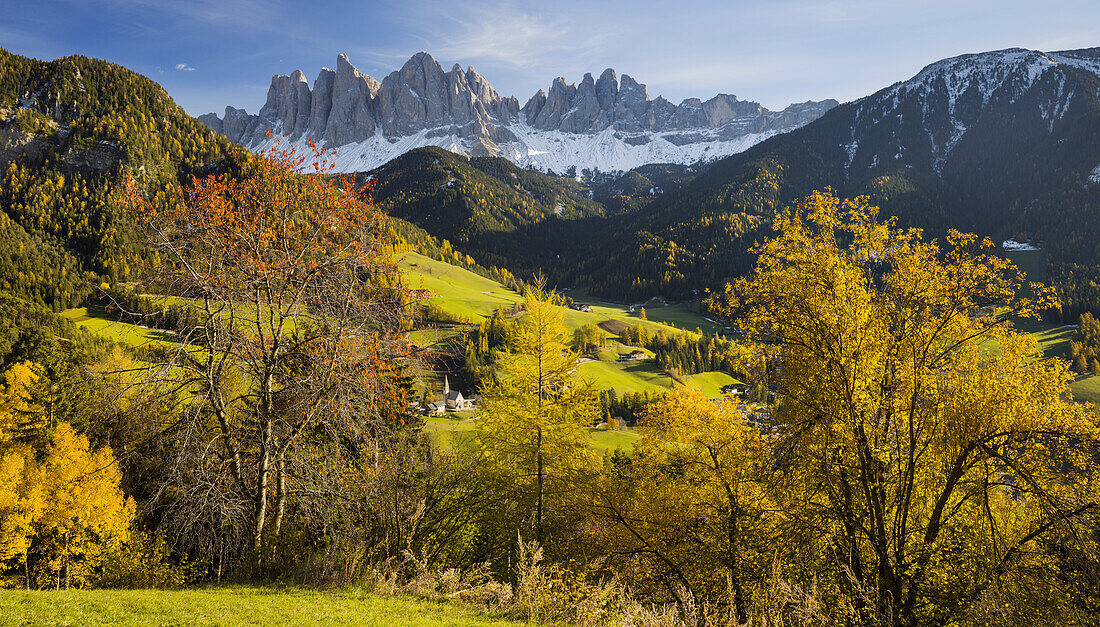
[60, 304, 178, 348]
[681, 371, 744, 399]
[398, 252, 521, 322]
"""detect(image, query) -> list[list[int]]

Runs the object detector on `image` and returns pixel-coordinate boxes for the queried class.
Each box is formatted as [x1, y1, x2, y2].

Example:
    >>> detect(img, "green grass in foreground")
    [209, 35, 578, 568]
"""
[0, 587, 518, 627]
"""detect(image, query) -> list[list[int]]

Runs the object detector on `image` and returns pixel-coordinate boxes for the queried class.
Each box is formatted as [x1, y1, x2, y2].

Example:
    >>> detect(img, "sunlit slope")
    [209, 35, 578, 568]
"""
[397, 251, 734, 397]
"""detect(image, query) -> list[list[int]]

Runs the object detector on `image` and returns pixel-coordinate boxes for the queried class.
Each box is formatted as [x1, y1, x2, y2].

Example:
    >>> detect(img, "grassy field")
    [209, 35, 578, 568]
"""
[564, 287, 725, 335]
[398, 252, 521, 322]
[400, 251, 734, 397]
[587, 427, 642, 454]
[681, 371, 743, 398]
[1004, 249, 1046, 286]
[424, 414, 642, 455]
[60, 304, 178, 348]
[578, 359, 677, 394]
[1069, 376, 1100, 405]
[1001, 248, 1100, 405]
[421, 415, 480, 451]
[398, 252, 720, 337]
[0, 587, 518, 626]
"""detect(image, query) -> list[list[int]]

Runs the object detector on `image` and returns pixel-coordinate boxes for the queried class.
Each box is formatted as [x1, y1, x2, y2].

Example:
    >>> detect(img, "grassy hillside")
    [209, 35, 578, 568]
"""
[0, 587, 519, 626]
[398, 251, 721, 334]
[399, 251, 733, 399]
[425, 414, 641, 454]
[59, 304, 177, 348]
[399, 252, 522, 322]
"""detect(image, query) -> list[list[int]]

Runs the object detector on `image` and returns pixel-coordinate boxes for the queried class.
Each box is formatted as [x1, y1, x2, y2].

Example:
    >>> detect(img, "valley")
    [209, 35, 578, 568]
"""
[2, 16, 1100, 625]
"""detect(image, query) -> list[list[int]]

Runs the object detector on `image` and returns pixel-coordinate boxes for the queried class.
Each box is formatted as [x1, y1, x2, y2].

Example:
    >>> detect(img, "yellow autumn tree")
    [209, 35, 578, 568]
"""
[733, 190, 1100, 625]
[30, 422, 135, 589]
[0, 361, 41, 447]
[593, 387, 776, 626]
[0, 363, 134, 589]
[476, 281, 597, 545]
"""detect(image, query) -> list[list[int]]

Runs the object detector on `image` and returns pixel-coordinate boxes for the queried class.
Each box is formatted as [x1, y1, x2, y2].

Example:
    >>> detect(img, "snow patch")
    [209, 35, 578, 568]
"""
[1048, 51, 1100, 77]
[842, 137, 858, 175]
[1089, 163, 1100, 185]
[1002, 239, 1040, 251]
[252, 121, 781, 175]
[886, 49, 1056, 117]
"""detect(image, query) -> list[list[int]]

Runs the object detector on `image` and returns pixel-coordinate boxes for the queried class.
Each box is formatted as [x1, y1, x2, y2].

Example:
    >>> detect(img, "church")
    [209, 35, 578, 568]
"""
[443, 376, 475, 411]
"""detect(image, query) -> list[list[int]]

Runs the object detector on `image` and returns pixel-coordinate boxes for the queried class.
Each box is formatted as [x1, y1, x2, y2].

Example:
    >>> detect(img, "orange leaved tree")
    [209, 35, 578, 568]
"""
[123, 140, 413, 573]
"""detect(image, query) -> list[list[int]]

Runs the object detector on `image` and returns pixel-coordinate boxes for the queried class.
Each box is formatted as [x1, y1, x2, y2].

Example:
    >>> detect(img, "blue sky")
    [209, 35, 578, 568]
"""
[3, 0, 1099, 116]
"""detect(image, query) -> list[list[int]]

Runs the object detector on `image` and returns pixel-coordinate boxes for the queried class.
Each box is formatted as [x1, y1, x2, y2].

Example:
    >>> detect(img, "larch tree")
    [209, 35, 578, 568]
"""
[122, 139, 414, 572]
[735, 190, 1100, 626]
[475, 281, 597, 545]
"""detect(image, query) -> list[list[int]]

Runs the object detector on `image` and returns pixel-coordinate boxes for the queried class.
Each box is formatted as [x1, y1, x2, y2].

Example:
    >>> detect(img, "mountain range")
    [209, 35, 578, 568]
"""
[565, 46, 1100, 302]
[3, 43, 1100, 317]
[333, 46, 1100, 308]
[198, 52, 837, 173]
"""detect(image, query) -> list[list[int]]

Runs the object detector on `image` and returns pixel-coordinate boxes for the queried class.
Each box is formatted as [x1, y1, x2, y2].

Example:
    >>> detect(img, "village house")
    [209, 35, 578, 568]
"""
[618, 349, 647, 362]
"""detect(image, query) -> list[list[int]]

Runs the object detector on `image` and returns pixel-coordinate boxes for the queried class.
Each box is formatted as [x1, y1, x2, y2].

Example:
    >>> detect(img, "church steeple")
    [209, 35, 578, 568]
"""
[444, 375, 450, 396]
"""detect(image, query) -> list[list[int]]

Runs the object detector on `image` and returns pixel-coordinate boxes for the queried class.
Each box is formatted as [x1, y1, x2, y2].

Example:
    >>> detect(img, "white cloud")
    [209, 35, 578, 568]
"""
[175, 62, 196, 71]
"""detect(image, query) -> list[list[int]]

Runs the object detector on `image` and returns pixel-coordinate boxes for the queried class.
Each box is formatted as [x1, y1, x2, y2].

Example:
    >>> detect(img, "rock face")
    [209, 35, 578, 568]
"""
[201, 52, 838, 172]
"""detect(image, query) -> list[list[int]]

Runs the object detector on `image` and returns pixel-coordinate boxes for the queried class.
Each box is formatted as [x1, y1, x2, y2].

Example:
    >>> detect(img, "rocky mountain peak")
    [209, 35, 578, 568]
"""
[200, 51, 838, 173]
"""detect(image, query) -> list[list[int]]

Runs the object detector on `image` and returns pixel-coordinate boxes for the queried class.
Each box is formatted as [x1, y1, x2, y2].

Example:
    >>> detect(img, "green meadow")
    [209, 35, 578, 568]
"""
[0, 587, 519, 626]
[60, 304, 178, 348]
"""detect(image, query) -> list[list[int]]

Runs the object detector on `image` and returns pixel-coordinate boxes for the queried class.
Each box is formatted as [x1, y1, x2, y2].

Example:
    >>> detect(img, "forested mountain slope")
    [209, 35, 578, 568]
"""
[353, 146, 605, 271]
[0, 47, 241, 310]
[562, 48, 1100, 303]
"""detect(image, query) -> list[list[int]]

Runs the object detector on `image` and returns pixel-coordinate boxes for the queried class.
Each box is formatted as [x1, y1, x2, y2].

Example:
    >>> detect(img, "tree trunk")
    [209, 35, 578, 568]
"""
[271, 451, 287, 562]
[253, 422, 271, 570]
[536, 426, 544, 545]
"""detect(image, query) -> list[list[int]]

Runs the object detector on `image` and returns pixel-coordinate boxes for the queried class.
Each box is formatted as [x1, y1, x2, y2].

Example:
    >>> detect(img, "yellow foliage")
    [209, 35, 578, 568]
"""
[733, 190, 1099, 624]
[476, 280, 597, 543]
[0, 419, 134, 588]
[0, 362, 41, 447]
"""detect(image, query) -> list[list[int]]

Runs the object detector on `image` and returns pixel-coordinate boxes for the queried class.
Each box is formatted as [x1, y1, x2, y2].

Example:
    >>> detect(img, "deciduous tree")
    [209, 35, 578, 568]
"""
[594, 387, 775, 626]
[123, 139, 414, 572]
[736, 190, 1099, 625]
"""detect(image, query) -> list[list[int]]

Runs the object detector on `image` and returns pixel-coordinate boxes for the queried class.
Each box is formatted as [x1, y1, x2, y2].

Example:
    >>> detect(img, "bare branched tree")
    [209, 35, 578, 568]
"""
[122, 139, 415, 572]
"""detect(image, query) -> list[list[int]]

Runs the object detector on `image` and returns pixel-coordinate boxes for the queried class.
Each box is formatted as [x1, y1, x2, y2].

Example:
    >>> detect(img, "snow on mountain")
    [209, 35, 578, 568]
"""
[201, 52, 836, 174]
[1049, 50, 1100, 77]
[834, 47, 1100, 177]
[1002, 239, 1040, 251]
[499, 123, 778, 172]
[883, 49, 1057, 115]
[247, 122, 780, 174]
